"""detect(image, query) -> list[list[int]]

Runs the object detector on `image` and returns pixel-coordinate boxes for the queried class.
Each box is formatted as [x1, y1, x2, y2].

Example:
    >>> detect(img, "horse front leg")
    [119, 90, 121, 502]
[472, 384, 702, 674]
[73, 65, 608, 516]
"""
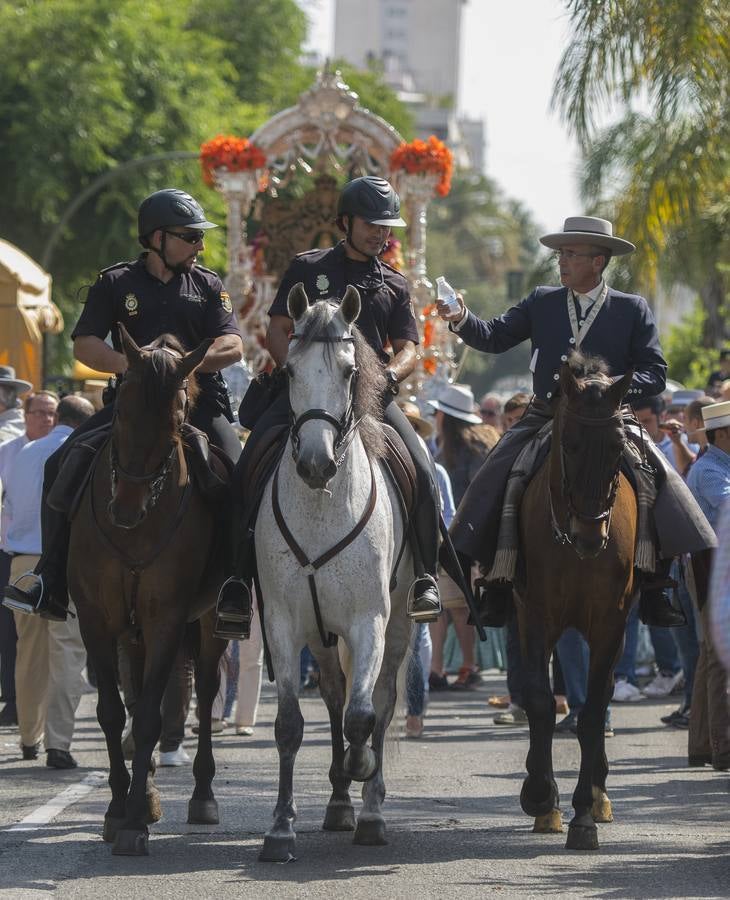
[112, 626, 184, 857]
[342, 615, 386, 784]
[81, 631, 130, 844]
[566, 638, 621, 851]
[259, 641, 304, 862]
[188, 614, 227, 825]
[311, 642, 355, 833]
[519, 611, 560, 831]
[356, 610, 411, 846]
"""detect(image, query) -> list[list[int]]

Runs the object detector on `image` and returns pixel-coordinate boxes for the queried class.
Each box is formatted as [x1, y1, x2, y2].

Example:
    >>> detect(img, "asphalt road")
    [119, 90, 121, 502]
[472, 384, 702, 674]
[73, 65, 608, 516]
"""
[1, 672, 728, 899]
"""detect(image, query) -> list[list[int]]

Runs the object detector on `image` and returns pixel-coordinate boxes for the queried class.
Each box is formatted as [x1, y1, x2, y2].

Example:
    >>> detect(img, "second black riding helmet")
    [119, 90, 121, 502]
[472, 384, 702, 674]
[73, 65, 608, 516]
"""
[138, 188, 218, 241]
[337, 176, 407, 227]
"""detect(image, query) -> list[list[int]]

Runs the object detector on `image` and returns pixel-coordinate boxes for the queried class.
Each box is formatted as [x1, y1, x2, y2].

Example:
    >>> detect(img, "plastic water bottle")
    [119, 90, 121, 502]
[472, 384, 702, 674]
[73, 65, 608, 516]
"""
[436, 276, 461, 314]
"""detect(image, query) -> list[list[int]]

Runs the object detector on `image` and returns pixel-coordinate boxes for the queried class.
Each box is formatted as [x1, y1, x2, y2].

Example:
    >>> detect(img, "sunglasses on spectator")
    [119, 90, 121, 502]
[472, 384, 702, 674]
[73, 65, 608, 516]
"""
[165, 229, 206, 245]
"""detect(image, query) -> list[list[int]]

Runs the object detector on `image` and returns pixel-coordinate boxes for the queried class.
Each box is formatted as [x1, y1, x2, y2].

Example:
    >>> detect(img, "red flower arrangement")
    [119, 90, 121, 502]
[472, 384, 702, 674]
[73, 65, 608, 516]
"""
[390, 135, 453, 197]
[200, 134, 268, 186]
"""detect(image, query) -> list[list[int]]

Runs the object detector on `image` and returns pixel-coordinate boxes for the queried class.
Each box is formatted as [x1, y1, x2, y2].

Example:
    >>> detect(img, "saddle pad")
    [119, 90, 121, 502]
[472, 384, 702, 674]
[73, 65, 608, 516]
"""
[381, 424, 416, 516]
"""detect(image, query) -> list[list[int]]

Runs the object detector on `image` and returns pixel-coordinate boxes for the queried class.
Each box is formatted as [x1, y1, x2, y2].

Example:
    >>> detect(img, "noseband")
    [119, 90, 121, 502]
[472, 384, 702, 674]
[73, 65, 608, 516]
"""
[288, 334, 361, 469]
[550, 407, 624, 551]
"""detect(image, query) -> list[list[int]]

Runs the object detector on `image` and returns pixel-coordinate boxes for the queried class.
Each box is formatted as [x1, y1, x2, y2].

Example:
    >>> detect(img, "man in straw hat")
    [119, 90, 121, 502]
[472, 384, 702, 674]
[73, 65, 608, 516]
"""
[436, 215, 716, 628]
[0, 366, 33, 446]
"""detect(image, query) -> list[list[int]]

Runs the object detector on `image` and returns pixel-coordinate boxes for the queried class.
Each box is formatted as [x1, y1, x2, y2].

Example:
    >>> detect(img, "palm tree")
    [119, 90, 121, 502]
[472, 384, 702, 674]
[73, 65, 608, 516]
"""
[552, 0, 730, 345]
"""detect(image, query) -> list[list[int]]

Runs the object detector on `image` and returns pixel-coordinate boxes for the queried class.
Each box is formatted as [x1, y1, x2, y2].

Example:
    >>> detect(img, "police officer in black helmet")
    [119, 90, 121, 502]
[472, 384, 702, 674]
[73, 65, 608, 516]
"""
[3, 188, 253, 637]
[231, 175, 442, 622]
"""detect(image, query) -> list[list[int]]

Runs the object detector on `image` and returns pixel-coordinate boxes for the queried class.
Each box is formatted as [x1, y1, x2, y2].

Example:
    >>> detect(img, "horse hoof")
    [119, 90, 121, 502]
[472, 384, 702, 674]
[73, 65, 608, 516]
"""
[188, 798, 219, 825]
[520, 778, 559, 818]
[144, 788, 162, 824]
[323, 803, 356, 831]
[353, 816, 387, 846]
[343, 746, 377, 782]
[112, 829, 150, 856]
[591, 787, 613, 823]
[533, 808, 563, 834]
[566, 821, 599, 851]
[259, 833, 297, 862]
[102, 816, 125, 843]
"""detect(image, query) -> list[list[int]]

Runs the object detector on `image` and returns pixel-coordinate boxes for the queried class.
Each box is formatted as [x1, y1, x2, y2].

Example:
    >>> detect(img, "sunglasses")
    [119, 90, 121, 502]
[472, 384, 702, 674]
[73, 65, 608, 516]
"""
[165, 229, 206, 245]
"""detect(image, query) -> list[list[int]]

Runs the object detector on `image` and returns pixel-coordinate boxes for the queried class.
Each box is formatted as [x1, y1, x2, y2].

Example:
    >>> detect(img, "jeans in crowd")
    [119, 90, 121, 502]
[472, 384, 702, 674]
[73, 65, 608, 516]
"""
[506, 614, 524, 709]
[615, 603, 640, 684]
[556, 628, 589, 711]
[671, 561, 700, 708]
[406, 623, 432, 717]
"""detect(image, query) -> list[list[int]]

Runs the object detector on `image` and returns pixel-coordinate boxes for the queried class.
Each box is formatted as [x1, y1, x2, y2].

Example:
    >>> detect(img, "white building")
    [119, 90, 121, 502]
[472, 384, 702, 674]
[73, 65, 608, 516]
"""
[333, 0, 485, 171]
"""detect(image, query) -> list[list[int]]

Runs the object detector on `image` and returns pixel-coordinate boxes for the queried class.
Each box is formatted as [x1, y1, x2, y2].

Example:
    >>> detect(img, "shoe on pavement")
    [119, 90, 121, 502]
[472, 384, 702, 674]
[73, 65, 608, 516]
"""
[22, 742, 41, 760]
[555, 711, 578, 733]
[712, 752, 730, 771]
[661, 704, 690, 726]
[46, 749, 78, 769]
[643, 670, 684, 698]
[487, 694, 511, 708]
[235, 725, 254, 736]
[494, 704, 527, 725]
[191, 719, 226, 735]
[405, 715, 424, 739]
[428, 672, 449, 692]
[612, 678, 646, 702]
[688, 753, 711, 767]
[159, 746, 191, 766]
[450, 666, 481, 690]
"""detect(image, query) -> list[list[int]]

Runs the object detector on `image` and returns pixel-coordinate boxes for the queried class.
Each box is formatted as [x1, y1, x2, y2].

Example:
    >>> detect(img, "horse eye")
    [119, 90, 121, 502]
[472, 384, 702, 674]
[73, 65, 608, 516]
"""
[344, 365, 356, 379]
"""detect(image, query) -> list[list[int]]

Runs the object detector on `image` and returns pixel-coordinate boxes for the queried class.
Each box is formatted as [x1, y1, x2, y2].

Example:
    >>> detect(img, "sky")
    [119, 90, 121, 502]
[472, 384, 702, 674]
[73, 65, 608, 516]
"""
[298, 0, 582, 233]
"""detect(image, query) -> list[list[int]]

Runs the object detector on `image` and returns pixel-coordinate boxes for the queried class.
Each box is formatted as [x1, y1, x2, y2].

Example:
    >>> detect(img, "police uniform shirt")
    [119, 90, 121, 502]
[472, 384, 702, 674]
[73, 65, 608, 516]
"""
[452, 284, 667, 402]
[268, 242, 419, 364]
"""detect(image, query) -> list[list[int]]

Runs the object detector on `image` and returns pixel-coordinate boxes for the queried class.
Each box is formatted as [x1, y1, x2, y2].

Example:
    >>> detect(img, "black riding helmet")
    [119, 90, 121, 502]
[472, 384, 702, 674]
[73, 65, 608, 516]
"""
[337, 176, 407, 227]
[138, 188, 218, 244]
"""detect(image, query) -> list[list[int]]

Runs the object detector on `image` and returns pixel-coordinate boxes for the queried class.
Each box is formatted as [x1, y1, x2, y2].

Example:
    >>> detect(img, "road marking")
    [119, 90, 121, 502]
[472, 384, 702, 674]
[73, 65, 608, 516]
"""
[5, 771, 107, 832]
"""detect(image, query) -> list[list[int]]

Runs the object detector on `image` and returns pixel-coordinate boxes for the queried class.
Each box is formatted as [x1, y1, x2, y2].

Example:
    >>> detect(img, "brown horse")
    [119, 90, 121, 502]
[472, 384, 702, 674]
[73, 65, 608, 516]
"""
[67, 325, 227, 856]
[516, 353, 636, 851]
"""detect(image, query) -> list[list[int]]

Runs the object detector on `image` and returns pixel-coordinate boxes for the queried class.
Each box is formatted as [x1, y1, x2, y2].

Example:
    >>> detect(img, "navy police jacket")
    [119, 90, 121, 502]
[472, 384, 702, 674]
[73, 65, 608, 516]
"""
[454, 285, 667, 402]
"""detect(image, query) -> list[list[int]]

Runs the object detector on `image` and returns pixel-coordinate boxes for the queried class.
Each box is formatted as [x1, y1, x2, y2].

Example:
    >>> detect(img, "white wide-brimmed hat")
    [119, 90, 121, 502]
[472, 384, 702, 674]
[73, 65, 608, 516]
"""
[0, 365, 32, 395]
[700, 400, 730, 432]
[540, 216, 635, 256]
[427, 383, 482, 424]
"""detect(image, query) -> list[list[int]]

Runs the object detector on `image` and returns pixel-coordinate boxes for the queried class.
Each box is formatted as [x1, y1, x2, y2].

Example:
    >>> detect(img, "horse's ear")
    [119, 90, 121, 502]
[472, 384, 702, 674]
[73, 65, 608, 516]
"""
[559, 361, 579, 399]
[178, 338, 214, 379]
[607, 370, 634, 409]
[287, 283, 309, 321]
[117, 322, 142, 367]
[340, 285, 361, 326]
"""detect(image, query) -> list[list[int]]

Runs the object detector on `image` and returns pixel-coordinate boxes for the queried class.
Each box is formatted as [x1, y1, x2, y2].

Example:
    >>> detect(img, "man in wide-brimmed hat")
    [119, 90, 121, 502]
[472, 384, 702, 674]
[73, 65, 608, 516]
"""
[0, 366, 32, 446]
[436, 215, 716, 629]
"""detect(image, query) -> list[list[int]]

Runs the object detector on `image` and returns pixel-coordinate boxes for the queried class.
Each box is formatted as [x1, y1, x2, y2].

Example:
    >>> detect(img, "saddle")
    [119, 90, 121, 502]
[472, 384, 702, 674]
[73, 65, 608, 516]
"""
[381, 424, 416, 518]
[47, 421, 234, 521]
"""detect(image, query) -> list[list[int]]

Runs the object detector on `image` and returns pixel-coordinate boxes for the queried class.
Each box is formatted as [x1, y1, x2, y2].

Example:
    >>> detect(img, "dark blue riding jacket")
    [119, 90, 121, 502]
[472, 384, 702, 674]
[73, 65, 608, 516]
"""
[453, 285, 667, 402]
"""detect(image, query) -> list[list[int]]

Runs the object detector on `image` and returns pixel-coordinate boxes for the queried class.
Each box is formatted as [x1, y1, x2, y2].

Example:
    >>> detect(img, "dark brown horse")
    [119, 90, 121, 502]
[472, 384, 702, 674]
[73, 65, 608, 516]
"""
[516, 353, 636, 850]
[67, 325, 227, 856]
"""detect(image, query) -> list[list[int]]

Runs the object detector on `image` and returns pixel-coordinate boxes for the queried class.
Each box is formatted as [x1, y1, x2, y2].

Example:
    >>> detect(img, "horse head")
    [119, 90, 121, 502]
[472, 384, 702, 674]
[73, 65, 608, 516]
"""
[285, 283, 363, 490]
[555, 353, 633, 559]
[107, 323, 211, 529]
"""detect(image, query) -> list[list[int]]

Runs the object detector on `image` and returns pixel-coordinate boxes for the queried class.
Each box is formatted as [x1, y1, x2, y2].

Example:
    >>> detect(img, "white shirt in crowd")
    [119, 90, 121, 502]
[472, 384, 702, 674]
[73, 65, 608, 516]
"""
[0, 433, 30, 547]
[4, 424, 73, 555]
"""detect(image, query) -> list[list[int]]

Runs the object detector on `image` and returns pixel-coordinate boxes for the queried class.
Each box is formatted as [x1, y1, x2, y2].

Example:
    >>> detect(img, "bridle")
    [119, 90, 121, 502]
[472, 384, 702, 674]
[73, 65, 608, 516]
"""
[287, 334, 362, 470]
[109, 345, 189, 513]
[549, 406, 624, 552]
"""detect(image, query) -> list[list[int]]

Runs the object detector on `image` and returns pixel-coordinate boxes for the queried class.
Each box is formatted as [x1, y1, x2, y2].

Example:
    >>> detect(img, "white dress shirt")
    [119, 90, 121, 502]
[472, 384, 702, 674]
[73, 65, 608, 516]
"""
[0, 433, 29, 547]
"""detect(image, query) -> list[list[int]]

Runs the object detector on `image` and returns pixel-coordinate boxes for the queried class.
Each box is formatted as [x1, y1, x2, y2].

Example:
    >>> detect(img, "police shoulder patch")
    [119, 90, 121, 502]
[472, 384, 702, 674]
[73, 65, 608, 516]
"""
[98, 260, 133, 278]
[124, 293, 139, 316]
[220, 290, 233, 313]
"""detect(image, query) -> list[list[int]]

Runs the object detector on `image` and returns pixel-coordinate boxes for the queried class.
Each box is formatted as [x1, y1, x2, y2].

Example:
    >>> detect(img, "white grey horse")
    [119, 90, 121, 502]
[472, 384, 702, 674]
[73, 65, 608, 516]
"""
[255, 284, 413, 862]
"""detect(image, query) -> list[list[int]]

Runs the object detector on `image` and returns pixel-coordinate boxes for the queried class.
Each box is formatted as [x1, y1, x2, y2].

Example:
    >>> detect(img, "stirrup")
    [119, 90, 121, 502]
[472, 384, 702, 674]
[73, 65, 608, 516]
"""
[214, 577, 253, 640]
[1, 572, 44, 616]
[407, 574, 441, 623]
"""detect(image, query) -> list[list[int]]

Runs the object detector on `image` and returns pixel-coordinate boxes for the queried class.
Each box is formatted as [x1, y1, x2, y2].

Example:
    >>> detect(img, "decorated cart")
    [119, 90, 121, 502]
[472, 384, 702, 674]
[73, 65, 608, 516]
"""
[200, 67, 460, 400]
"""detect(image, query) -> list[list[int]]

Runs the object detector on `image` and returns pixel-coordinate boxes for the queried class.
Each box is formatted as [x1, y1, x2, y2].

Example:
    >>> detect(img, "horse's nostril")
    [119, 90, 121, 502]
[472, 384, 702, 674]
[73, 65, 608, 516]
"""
[324, 459, 337, 481]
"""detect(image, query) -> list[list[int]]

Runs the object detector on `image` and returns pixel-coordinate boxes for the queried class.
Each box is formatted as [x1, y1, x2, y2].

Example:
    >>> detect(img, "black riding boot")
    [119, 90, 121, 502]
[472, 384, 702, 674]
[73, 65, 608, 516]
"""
[472, 574, 514, 629]
[2, 506, 70, 622]
[214, 498, 253, 640]
[407, 490, 442, 623]
[639, 558, 686, 628]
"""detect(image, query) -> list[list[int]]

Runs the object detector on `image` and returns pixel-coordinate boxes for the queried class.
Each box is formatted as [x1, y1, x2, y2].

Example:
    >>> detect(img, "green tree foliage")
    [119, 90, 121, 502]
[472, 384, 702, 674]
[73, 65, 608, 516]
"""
[662, 299, 722, 390]
[553, 0, 730, 348]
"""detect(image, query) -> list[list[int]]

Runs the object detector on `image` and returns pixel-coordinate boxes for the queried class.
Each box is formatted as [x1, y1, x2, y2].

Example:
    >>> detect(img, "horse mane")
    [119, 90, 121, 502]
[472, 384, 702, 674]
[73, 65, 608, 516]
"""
[289, 301, 386, 458]
[136, 333, 200, 417]
[566, 350, 609, 381]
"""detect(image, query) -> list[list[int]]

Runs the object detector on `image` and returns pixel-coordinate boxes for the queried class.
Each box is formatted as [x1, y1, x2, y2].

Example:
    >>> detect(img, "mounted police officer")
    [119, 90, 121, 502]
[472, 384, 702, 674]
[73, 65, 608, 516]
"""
[436, 215, 716, 628]
[226, 175, 442, 624]
[3, 188, 252, 638]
